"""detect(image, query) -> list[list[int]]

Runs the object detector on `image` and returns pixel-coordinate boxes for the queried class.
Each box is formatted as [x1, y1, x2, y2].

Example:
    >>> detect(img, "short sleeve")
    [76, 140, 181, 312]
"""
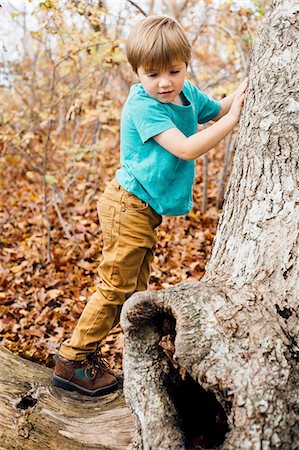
[196, 90, 220, 123]
[185, 82, 220, 124]
[129, 95, 176, 144]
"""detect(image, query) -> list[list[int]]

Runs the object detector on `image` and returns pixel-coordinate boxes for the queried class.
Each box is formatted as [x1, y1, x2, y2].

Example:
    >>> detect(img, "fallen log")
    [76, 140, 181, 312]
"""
[0, 346, 133, 450]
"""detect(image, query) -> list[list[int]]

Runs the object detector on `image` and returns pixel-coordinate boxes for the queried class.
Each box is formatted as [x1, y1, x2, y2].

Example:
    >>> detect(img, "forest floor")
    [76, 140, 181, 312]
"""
[0, 133, 226, 371]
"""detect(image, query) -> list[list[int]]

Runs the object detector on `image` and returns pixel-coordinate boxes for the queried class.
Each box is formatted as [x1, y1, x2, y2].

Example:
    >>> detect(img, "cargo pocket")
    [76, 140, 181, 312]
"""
[97, 201, 116, 247]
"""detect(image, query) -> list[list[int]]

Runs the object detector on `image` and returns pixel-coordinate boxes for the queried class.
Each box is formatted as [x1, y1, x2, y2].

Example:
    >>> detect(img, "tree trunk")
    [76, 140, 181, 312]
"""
[0, 346, 133, 449]
[120, 1, 299, 449]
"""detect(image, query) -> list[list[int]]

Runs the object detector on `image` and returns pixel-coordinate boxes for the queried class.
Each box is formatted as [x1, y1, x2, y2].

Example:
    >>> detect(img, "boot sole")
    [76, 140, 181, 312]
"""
[52, 374, 118, 397]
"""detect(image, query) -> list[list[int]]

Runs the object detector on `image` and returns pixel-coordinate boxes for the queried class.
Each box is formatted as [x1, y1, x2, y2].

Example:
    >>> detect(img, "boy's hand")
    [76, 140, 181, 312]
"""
[228, 78, 248, 124]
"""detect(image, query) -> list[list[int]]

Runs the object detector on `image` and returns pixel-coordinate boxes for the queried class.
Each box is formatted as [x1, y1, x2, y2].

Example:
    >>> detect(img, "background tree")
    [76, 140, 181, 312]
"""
[121, 0, 299, 448]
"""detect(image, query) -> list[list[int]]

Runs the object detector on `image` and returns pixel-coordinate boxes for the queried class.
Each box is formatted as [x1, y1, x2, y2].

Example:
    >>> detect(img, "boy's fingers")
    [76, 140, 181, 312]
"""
[237, 84, 247, 97]
[239, 78, 248, 93]
[240, 81, 248, 92]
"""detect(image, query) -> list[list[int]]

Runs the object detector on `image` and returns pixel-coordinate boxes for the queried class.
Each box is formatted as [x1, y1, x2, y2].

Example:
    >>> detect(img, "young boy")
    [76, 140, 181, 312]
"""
[52, 16, 247, 396]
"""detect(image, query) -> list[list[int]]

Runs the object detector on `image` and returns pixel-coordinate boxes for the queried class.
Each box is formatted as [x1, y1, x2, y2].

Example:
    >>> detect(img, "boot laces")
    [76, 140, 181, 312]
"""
[84, 352, 110, 380]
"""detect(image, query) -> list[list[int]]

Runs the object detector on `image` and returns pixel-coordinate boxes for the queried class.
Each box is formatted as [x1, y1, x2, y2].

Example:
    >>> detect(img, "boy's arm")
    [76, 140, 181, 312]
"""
[154, 78, 248, 161]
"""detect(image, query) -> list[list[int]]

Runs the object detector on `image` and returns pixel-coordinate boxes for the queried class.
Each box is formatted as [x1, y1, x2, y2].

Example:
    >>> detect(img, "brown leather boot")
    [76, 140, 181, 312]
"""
[52, 353, 118, 396]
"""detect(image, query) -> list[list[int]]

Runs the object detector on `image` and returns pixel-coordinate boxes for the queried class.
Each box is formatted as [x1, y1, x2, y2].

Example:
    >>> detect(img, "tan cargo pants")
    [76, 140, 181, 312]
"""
[59, 179, 162, 361]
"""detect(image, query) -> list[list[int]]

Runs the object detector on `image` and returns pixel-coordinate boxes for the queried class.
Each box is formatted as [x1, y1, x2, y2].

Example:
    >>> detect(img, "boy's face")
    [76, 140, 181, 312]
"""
[137, 62, 187, 104]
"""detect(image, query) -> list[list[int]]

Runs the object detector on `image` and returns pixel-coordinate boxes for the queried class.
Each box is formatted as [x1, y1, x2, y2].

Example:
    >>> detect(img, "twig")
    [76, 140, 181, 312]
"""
[126, 0, 147, 17]
[200, 73, 231, 92]
[189, 61, 200, 86]
[50, 185, 81, 249]
[42, 120, 53, 263]
[50, 67, 100, 110]
[208, 23, 249, 75]
[89, 166, 103, 203]
[173, 0, 190, 20]
[50, 189, 72, 240]
[54, 42, 108, 70]
[92, 119, 101, 144]
[64, 169, 82, 193]
[78, 126, 89, 147]
[42, 46, 57, 263]
[8, 143, 43, 175]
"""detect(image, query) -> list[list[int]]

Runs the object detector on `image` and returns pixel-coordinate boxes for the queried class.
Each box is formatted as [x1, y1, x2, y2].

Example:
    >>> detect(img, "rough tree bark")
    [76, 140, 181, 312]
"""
[121, 1, 299, 449]
[0, 346, 134, 449]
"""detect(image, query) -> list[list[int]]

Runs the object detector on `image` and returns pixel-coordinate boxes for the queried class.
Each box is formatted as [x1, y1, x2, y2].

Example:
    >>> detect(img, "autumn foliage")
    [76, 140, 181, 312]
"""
[0, 0, 269, 370]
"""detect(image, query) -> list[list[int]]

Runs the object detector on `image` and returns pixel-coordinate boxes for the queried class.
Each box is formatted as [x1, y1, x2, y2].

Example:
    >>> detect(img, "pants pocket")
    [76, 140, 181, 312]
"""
[97, 201, 116, 247]
[122, 190, 148, 211]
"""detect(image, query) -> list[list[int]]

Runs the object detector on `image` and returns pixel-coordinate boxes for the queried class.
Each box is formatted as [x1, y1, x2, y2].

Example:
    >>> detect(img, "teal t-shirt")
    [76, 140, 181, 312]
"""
[116, 80, 220, 216]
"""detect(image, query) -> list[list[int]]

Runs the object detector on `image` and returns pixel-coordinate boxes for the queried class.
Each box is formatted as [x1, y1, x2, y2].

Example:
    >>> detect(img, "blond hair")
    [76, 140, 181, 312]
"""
[126, 16, 191, 74]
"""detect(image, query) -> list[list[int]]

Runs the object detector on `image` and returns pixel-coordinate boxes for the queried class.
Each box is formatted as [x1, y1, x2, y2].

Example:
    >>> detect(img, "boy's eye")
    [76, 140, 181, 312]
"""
[146, 69, 180, 77]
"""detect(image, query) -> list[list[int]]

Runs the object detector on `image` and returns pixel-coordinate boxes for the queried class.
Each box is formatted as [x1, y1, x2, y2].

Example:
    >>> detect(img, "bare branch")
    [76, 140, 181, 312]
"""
[50, 185, 81, 249]
[126, 0, 148, 17]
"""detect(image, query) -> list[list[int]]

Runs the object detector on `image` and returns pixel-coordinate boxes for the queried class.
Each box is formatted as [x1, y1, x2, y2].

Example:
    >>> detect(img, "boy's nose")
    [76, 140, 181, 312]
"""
[159, 77, 171, 88]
